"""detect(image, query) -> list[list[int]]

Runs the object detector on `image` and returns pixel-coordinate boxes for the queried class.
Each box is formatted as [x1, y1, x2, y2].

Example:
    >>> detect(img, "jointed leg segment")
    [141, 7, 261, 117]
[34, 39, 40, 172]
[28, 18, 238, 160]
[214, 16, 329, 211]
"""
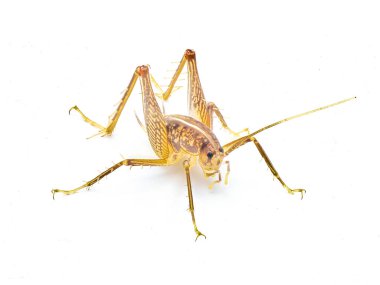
[183, 160, 206, 241]
[158, 49, 248, 136]
[52, 158, 168, 199]
[206, 102, 249, 136]
[70, 50, 247, 139]
[250, 137, 306, 199]
[70, 70, 140, 137]
[222, 97, 356, 198]
[69, 105, 106, 131]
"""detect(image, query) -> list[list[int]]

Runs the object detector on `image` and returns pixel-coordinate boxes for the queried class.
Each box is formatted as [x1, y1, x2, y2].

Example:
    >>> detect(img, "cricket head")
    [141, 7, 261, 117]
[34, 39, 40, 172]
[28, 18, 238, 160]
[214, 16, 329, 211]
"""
[198, 143, 225, 177]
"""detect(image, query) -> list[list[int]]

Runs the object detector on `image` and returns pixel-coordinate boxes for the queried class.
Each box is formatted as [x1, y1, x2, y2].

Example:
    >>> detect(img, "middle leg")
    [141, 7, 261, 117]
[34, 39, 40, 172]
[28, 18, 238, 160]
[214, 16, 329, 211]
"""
[52, 158, 168, 199]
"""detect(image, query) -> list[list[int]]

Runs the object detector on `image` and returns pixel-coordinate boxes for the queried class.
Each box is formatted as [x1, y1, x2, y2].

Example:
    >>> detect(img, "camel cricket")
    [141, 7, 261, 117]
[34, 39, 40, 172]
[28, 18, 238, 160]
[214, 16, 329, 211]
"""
[52, 49, 355, 240]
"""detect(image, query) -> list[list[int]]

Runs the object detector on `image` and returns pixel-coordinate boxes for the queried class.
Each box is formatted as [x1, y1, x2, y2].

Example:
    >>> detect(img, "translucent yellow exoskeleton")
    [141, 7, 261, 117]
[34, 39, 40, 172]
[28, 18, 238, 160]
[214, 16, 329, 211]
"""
[52, 49, 355, 240]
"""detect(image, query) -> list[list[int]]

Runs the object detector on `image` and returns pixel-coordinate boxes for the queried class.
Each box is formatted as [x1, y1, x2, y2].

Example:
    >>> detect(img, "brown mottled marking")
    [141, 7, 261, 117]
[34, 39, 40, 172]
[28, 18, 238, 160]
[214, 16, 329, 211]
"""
[166, 115, 221, 155]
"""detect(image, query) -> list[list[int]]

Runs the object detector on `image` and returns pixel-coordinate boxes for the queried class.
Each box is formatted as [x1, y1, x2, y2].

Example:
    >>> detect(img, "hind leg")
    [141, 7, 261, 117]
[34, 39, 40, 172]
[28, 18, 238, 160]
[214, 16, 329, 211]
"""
[70, 69, 140, 137]
[156, 49, 248, 135]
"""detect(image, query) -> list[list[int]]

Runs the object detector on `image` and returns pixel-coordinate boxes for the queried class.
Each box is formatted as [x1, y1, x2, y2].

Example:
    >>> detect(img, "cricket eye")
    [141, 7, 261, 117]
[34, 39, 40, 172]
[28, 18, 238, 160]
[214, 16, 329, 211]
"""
[207, 152, 214, 159]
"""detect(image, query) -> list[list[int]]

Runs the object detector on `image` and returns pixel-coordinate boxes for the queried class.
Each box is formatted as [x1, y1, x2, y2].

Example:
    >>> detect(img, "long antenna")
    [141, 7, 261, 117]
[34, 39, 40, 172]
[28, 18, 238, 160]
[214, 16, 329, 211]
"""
[252, 96, 356, 136]
[223, 96, 356, 155]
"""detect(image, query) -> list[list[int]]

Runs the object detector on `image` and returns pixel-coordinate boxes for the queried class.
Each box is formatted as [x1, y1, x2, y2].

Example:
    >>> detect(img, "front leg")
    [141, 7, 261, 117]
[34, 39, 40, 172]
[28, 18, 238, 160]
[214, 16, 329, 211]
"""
[183, 160, 206, 241]
[251, 137, 306, 199]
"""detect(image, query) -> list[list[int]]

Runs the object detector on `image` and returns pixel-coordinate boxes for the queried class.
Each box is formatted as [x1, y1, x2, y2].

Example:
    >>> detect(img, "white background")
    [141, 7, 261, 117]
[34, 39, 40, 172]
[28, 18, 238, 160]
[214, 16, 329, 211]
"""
[1, 1, 379, 284]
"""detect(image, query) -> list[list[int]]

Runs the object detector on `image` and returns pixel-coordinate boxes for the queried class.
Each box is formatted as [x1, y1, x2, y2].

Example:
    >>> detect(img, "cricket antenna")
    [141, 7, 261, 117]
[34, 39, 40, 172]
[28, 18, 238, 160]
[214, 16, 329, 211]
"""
[223, 96, 356, 156]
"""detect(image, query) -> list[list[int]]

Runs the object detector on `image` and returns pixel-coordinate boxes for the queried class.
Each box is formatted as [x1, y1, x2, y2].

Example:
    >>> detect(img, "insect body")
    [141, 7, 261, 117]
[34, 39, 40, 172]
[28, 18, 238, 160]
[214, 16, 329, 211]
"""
[52, 49, 355, 240]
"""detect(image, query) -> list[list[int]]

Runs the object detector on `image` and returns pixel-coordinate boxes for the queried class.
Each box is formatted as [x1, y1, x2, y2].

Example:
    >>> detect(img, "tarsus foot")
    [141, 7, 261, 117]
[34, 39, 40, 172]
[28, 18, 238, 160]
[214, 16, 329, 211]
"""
[194, 227, 206, 241]
[286, 187, 306, 200]
[69, 105, 79, 115]
[68, 105, 109, 137]
[51, 189, 79, 200]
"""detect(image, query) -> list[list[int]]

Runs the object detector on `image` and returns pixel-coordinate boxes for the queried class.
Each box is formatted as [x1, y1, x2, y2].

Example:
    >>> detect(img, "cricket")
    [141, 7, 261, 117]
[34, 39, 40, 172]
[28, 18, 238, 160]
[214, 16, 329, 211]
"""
[52, 49, 355, 240]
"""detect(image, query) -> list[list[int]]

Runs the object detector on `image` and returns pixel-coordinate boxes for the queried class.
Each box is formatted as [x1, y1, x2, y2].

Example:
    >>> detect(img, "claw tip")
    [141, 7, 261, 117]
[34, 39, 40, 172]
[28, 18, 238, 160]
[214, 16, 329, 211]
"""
[68, 105, 76, 115]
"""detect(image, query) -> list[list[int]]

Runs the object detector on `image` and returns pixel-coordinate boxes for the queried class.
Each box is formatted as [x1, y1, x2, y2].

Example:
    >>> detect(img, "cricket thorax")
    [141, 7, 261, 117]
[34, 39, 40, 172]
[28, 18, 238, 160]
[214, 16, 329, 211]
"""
[166, 114, 225, 176]
[166, 115, 220, 155]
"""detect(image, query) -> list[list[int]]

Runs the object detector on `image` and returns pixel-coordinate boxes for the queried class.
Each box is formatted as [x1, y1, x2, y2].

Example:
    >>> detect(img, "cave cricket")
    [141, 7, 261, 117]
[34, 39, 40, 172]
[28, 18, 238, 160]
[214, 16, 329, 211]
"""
[52, 49, 355, 240]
